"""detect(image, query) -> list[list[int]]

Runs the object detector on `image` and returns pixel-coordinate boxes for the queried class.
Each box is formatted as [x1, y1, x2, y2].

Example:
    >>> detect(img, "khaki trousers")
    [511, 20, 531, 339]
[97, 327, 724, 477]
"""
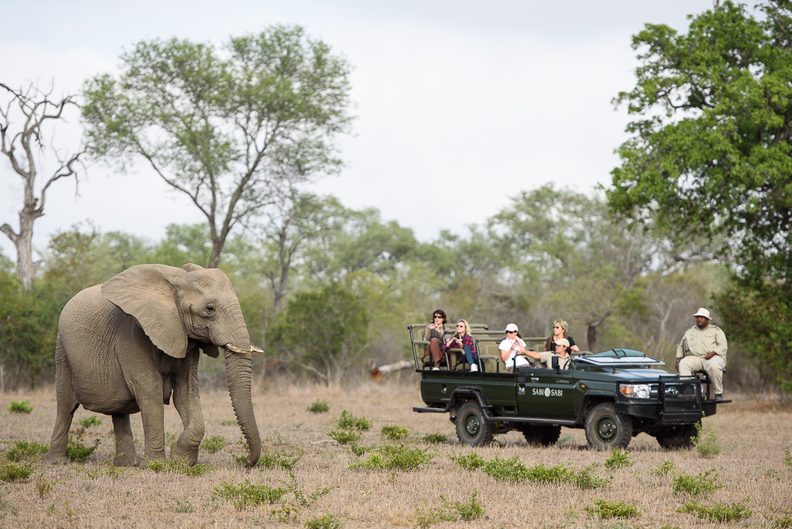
[679, 355, 727, 395]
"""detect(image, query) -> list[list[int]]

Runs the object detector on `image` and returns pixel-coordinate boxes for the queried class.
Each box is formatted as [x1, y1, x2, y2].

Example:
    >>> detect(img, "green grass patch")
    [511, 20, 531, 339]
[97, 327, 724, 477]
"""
[305, 513, 343, 529]
[414, 492, 485, 528]
[66, 439, 99, 462]
[0, 461, 33, 481]
[8, 400, 33, 414]
[586, 499, 640, 519]
[672, 469, 721, 497]
[77, 416, 102, 428]
[651, 460, 675, 476]
[447, 491, 485, 521]
[308, 400, 330, 413]
[214, 480, 290, 510]
[604, 448, 632, 469]
[693, 422, 721, 458]
[349, 444, 368, 456]
[678, 500, 752, 522]
[352, 444, 432, 471]
[381, 425, 410, 441]
[257, 448, 301, 470]
[4, 440, 48, 462]
[422, 433, 447, 444]
[482, 456, 529, 482]
[337, 410, 371, 431]
[328, 430, 361, 445]
[453, 452, 486, 470]
[147, 459, 209, 476]
[200, 435, 226, 453]
[773, 513, 792, 529]
[480, 457, 606, 489]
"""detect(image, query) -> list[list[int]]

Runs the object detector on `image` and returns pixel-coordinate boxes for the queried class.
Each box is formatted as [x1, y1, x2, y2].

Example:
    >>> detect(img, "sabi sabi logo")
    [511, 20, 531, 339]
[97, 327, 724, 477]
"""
[532, 387, 564, 398]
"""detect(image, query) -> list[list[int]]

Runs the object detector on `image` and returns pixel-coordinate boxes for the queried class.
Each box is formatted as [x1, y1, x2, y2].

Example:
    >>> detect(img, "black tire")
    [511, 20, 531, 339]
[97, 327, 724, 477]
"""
[455, 401, 494, 446]
[521, 425, 562, 446]
[656, 423, 698, 449]
[584, 402, 633, 450]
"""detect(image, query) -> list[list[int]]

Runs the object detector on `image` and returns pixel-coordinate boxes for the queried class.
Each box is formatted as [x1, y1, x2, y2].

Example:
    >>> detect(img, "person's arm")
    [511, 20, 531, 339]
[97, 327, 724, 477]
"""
[567, 336, 580, 353]
[675, 334, 686, 370]
[705, 327, 728, 360]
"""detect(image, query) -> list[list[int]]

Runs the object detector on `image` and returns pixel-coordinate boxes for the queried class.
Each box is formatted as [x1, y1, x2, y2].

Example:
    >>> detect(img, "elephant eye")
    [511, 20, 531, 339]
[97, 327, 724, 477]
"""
[205, 304, 216, 316]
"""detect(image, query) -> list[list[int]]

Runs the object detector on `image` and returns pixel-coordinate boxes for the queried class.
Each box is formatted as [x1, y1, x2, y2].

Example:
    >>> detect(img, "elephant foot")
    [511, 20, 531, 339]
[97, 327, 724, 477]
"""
[113, 450, 140, 467]
[171, 442, 199, 465]
[44, 452, 69, 465]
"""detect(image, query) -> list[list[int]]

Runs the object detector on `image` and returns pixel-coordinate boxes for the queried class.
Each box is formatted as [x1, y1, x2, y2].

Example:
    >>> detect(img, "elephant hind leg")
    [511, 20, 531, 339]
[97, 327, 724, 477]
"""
[46, 336, 79, 464]
[112, 414, 139, 466]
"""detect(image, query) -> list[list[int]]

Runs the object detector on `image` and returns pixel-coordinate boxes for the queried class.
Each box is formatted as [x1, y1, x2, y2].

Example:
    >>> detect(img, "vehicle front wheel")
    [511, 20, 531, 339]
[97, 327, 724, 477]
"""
[584, 402, 633, 450]
[656, 423, 698, 449]
[521, 424, 561, 446]
[455, 401, 494, 446]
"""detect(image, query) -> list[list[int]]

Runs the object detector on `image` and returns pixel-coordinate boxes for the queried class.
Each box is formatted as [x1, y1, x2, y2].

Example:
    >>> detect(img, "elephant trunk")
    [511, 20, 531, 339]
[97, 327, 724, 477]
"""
[223, 348, 261, 467]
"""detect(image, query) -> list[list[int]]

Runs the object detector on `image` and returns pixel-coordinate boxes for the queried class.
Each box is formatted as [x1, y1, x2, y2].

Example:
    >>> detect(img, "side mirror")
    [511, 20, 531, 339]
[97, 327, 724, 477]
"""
[551, 355, 560, 371]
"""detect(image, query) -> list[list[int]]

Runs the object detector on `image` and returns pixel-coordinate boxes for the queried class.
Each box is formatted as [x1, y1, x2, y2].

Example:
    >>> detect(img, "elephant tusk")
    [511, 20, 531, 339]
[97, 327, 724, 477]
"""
[224, 343, 264, 355]
[250, 345, 264, 354]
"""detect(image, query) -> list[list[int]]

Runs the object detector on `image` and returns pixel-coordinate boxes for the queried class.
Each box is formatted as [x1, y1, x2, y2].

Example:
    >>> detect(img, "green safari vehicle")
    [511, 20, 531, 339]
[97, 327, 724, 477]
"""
[407, 323, 729, 450]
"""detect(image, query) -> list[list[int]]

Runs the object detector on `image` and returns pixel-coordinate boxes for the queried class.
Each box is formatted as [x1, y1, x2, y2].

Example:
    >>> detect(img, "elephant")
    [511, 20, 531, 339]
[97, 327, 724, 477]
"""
[45, 263, 262, 467]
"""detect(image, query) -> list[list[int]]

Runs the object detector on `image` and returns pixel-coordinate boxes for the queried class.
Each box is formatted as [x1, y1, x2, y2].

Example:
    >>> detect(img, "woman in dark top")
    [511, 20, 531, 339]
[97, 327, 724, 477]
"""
[545, 319, 581, 353]
[423, 309, 447, 369]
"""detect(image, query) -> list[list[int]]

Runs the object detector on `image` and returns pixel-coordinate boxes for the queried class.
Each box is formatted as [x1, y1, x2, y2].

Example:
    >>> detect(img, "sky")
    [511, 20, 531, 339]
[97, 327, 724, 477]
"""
[0, 0, 716, 261]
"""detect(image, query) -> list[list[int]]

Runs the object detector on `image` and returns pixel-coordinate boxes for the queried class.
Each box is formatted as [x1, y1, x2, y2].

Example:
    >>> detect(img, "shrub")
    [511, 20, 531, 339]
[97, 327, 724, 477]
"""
[257, 448, 301, 470]
[381, 425, 410, 441]
[8, 400, 33, 414]
[147, 459, 209, 476]
[422, 433, 447, 444]
[352, 445, 432, 471]
[453, 453, 486, 471]
[414, 505, 456, 529]
[328, 430, 361, 445]
[200, 435, 226, 453]
[693, 422, 721, 458]
[308, 400, 330, 413]
[214, 480, 290, 510]
[672, 469, 721, 497]
[482, 457, 529, 482]
[481, 458, 607, 489]
[651, 460, 675, 476]
[604, 448, 632, 469]
[77, 416, 102, 428]
[0, 461, 33, 481]
[677, 500, 752, 522]
[305, 513, 343, 529]
[586, 499, 640, 519]
[448, 491, 484, 521]
[337, 410, 371, 431]
[5, 440, 48, 462]
[67, 439, 99, 462]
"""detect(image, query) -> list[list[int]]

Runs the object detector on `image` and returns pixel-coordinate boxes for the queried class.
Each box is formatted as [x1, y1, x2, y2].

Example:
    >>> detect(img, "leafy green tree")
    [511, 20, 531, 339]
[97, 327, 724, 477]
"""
[267, 284, 367, 384]
[149, 223, 213, 267]
[82, 25, 353, 268]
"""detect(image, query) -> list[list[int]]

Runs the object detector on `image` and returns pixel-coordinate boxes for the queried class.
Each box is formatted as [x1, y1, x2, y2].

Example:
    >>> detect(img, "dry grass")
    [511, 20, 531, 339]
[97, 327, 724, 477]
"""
[1, 379, 791, 529]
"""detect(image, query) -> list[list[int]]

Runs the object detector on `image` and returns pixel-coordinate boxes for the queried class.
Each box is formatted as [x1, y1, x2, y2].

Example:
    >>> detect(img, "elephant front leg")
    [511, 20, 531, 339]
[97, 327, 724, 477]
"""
[170, 353, 205, 465]
[137, 394, 167, 464]
[112, 414, 139, 466]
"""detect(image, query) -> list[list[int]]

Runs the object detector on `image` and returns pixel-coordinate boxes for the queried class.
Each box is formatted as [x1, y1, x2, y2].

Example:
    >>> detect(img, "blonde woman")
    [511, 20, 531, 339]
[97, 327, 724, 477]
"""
[545, 319, 580, 353]
[445, 319, 479, 372]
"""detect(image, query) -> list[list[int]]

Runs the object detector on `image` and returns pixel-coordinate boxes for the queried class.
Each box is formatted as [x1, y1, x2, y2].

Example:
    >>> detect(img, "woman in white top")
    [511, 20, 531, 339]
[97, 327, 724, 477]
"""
[500, 323, 530, 371]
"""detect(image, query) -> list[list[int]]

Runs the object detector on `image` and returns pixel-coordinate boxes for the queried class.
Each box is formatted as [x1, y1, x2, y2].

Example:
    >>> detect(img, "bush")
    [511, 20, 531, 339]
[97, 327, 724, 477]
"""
[337, 410, 371, 431]
[678, 500, 752, 522]
[422, 433, 447, 444]
[586, 499, 640, 519]
[381, 425, 410, 441]
[0, 461, 33, 481]
[67, 439, 99, 462]
[672, 469, 721, 497]
[453, 453, 486, 470]
[8, 400, 33, 414]
[257, 448, 301, 470]
[308, 400, 330, 413]
[305, 513, 343, 529]
[213, 480, 290, 510]
[693, 422, 721, 458]
[200, 435, 226, 453]
[4, 440, 48, 462]
[328, 430, 361, 445]
[77, 416, 102, 428]
[651, 460, 675, 476]
[352, 445, 432, 471]
[448, 491, 484, 521]
[604, 448, 632, 469]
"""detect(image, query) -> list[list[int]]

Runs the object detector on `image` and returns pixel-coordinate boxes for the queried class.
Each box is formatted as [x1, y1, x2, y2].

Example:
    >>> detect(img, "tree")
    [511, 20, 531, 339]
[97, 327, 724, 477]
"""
[608, 0, 791, 288]
[82, 25, 353, 268]
[0, 83, 84, 289]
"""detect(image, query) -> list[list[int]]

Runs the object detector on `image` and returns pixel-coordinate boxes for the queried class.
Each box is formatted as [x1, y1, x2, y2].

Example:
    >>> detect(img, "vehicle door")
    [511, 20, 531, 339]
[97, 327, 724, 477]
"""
[516, 367, 583, 419]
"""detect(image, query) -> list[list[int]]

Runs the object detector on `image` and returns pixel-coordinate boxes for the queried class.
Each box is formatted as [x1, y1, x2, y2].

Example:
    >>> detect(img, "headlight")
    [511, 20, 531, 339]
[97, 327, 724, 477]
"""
[620, 384, 651, 399]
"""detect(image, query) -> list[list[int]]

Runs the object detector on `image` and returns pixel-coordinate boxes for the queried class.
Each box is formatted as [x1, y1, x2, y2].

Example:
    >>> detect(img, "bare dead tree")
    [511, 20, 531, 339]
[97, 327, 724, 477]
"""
[0, 82, 84, 289]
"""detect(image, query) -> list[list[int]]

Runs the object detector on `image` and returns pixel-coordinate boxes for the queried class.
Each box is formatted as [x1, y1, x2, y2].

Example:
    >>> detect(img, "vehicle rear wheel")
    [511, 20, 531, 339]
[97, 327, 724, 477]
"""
[455, 401, 494, 446]
[584, 402, 633, 450]
[521, 425, 561, 446]
[656, 423, 698, 449]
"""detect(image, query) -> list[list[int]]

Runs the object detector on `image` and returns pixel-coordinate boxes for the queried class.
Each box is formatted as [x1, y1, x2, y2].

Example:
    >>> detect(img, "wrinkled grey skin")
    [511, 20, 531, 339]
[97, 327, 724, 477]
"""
[45, 263, 261, 467]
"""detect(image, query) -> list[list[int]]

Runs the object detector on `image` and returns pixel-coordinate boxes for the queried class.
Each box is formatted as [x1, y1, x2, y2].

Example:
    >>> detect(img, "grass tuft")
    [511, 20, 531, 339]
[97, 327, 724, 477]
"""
[453, 452, 486, 470]
[77, 416, 102, 428]
[693, 422, 721, 458]
[0, 461, 34, 481]
[586, 499, 640, 519]
[604, 448, 632, 469]
[213, 480, 289, 510]
[257, 448, 301, 470]
[651, 460, 675, 476]
[422, 433, 447, 444]
[4, 440, 48, 462]
[305, 513, 343, 529]
[147, 459, 209, 476]
[784, 448, 792, 467]
[200, 435, 226, 453]
[337, 410, 371, 431]
[672, 469, 721, 497]
[36, 474, 53, 497]
[448, 491, 485, 521]
[308, 400, 330, 413]
[66, 439, 99, 462]
[381, 425, 410, 441]
[677, 500, 752, 522]
[328, 430, 361, 445]
[482, 456, 528, 482]
[352, 444, 431, 471]
[8, 400, 33, 414]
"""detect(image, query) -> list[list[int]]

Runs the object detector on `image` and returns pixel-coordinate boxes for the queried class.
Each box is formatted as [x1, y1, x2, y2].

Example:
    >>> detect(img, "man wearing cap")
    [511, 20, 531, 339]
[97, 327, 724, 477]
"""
[675, 308, 728, 399]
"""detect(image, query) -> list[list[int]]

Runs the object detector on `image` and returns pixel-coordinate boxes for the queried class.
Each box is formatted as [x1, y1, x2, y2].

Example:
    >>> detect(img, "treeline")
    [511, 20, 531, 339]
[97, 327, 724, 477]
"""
[0, 185, 763, 391]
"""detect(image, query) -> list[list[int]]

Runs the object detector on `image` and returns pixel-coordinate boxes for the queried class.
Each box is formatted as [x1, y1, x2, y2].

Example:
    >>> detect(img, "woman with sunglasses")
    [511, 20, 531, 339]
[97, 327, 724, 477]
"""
[423, 309, 447, 369]
[500, 323, 530, 371]
[545, 319, 580, 353]
[444, 319, 479, 372]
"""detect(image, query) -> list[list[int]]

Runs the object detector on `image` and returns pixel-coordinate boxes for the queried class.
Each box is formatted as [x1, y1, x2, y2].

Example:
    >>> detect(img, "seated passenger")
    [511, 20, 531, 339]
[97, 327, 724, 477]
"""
[444, 319, 479, 372]
[524, 338, 573, 370]
[500, 323, 530, 371]
[423, 309, 447, 370]
[545, 319, 581, 353]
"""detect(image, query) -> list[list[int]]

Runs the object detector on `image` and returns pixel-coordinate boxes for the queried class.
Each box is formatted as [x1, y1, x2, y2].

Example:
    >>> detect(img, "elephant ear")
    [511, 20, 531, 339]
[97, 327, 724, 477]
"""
[182, 263, 204, 272]
[101, 264, 188, 359]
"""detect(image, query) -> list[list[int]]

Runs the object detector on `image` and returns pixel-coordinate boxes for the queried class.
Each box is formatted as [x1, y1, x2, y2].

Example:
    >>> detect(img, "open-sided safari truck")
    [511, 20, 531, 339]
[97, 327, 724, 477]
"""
[407, 323, 730, 450]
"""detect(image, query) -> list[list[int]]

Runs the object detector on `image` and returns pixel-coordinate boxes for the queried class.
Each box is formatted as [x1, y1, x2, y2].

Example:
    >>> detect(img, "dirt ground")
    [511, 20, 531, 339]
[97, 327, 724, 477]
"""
[1, 376, 791, 529]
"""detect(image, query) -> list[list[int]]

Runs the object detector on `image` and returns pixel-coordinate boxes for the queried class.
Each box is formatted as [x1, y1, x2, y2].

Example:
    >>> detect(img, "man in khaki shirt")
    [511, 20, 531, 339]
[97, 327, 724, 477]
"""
[675, 307, 728, 398]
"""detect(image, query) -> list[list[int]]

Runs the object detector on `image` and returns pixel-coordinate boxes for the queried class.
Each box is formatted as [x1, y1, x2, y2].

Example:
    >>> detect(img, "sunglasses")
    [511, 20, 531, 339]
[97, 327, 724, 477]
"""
[506, 330, 517, 334]
[456, 324, 465, 328]
[553, 325, 562, 329]
[433, 315, 444, 319]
